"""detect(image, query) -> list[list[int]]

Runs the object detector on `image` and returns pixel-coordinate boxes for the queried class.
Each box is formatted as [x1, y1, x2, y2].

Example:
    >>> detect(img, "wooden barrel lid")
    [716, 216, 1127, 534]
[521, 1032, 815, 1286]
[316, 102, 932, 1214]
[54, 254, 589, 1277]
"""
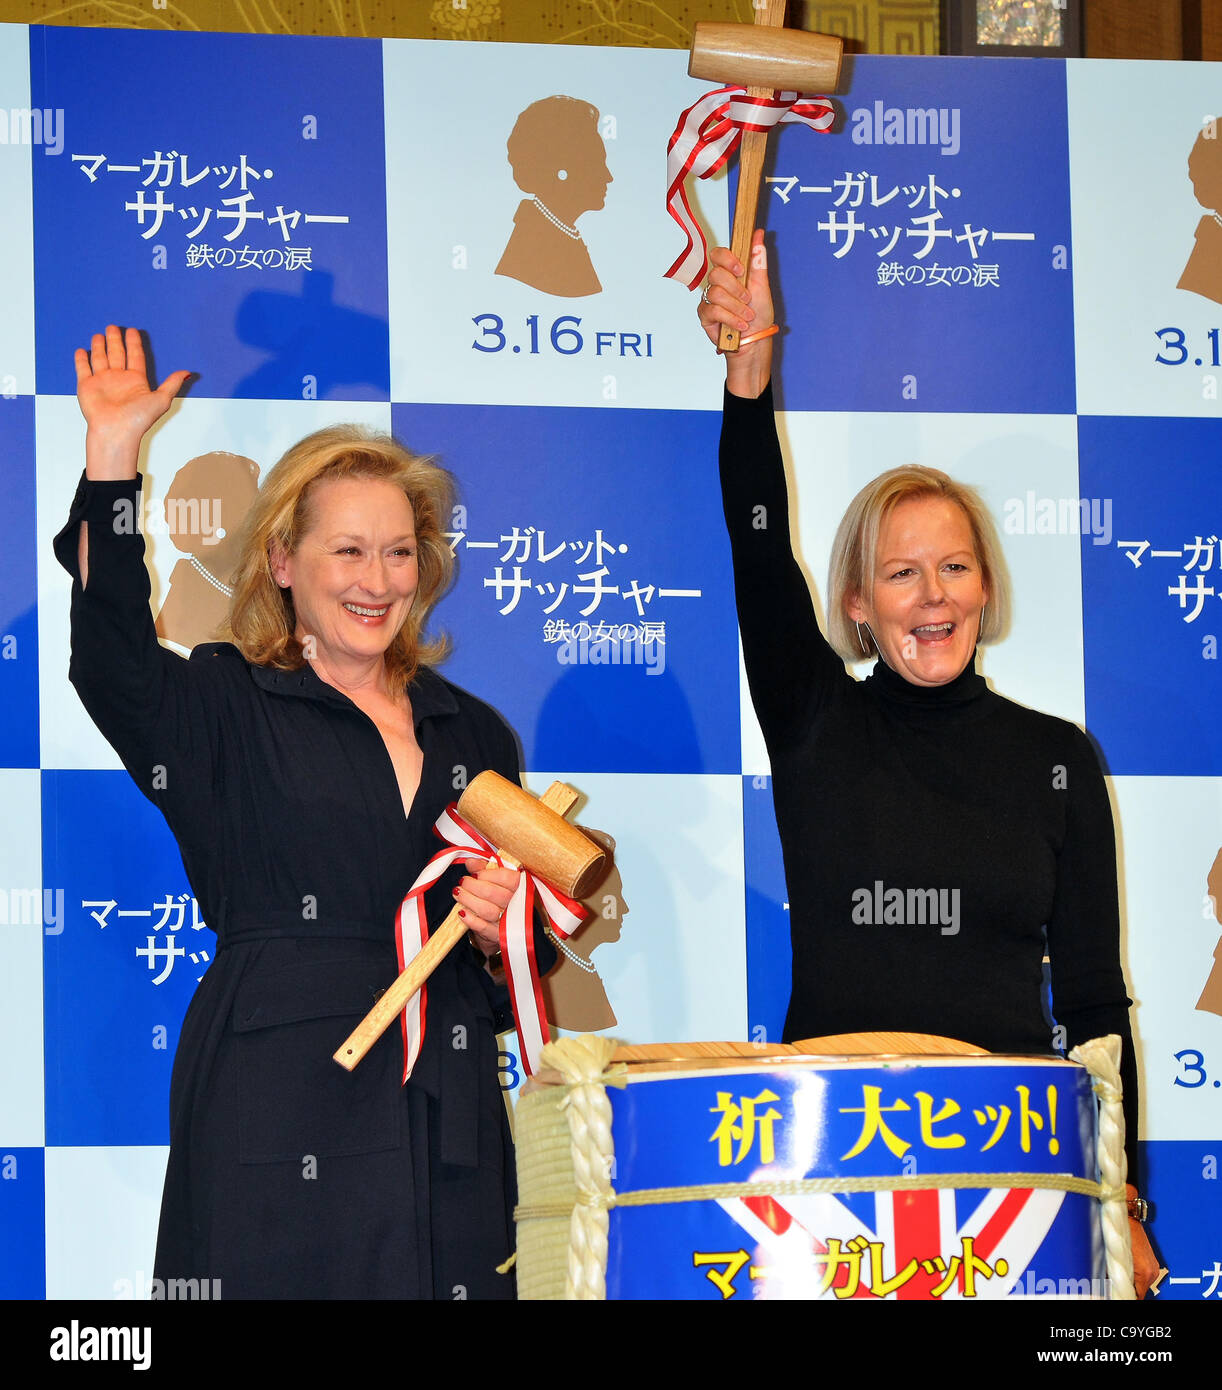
[604, 1032, 987, 1074]
[525, 1032, 993, 1088]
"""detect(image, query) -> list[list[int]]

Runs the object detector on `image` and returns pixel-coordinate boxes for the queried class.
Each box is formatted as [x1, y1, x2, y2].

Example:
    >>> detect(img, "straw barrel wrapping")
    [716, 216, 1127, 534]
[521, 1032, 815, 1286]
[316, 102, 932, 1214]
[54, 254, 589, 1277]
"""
[514, 1034, 619, 1300]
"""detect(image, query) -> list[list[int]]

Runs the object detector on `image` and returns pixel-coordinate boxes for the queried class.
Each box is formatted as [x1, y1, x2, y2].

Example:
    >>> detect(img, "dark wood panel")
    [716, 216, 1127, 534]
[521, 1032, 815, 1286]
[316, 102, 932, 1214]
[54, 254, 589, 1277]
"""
[1085, 0, 1183, 59]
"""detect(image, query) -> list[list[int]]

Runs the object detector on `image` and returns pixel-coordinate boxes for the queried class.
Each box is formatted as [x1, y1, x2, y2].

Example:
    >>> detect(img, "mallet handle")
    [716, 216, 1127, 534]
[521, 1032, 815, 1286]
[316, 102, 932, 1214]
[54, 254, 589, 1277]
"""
[718, 0, 785, 353]
[333, 781, 578, 1071]
[720, 96, 771, 354]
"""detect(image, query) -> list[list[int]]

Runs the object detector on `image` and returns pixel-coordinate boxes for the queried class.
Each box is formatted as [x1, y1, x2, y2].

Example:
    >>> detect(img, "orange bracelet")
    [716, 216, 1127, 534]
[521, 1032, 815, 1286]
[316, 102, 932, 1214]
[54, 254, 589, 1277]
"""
[737, 323, 779, 348]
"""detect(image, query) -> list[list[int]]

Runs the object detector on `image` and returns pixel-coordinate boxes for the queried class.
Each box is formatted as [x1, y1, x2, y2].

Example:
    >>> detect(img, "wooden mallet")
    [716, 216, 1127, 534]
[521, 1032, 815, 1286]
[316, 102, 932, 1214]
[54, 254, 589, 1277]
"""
[334, 771, 606, 1070]
[689, 0, 843, 352]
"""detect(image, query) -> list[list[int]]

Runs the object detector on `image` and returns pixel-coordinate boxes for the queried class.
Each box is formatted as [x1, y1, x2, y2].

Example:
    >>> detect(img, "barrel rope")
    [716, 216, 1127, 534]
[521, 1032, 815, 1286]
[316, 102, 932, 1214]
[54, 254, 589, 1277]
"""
[1068, 1034, 1135, 1301]
[517, 1169, 1118, 1221]
[540, 1034, 622, 1299]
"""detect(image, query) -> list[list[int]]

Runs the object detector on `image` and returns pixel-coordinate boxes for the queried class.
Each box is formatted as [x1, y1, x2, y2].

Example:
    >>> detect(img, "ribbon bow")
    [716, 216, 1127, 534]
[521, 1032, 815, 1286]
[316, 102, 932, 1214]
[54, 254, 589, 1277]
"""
[664, 84, 836, 290]
[394, 802, 587, 1082]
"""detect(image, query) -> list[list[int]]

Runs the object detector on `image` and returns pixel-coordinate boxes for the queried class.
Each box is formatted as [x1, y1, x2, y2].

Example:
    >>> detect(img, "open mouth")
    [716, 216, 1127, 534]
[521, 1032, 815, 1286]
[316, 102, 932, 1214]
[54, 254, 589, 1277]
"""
[912, 622, 954, 643]
[343, 602, 391, 620]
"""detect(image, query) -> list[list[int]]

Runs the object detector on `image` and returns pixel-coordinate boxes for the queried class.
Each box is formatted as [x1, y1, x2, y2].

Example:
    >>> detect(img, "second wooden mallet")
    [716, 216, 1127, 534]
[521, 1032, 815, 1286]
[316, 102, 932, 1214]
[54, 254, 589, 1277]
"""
[689, 1, 843, 351]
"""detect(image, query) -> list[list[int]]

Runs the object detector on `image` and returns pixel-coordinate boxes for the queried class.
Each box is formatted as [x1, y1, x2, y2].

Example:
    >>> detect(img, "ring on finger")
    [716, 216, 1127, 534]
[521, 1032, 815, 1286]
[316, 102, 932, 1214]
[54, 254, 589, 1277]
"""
[701, 282, 712, 305]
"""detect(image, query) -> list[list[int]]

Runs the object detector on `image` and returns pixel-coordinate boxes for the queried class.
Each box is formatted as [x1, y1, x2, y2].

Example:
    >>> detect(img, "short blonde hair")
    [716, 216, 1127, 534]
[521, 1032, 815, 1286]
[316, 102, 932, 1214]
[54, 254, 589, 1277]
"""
[826, 465, 1009, 662]
[222, 425, 454, 689]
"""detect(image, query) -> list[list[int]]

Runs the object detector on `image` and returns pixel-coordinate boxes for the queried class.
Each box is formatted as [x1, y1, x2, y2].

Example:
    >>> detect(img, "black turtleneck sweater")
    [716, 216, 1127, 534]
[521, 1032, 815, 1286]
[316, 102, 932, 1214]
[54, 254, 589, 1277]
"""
[721, 385, 1139, 1173]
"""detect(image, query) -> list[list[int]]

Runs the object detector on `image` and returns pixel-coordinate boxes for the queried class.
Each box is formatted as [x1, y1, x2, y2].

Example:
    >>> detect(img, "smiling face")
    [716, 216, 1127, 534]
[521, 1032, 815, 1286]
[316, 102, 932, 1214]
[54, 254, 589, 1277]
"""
[847, 494, 988, 687]
[270, 476, 418, 678]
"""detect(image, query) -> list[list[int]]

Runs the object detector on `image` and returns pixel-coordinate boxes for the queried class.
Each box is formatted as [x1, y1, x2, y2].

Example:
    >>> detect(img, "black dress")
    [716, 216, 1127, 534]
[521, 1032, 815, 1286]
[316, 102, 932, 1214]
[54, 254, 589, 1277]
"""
[54, 470, 550, 1299]
[719, 386, 1140, 1174]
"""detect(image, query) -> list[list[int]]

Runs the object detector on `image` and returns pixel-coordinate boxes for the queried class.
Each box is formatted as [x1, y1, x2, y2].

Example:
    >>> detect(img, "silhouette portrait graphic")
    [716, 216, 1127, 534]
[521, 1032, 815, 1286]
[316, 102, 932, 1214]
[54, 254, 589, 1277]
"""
[1178, 127, 1222, 305]
[154, 451, 261, 653]
[542, 829, 628, 1031]
[495, 95, 612, 298]
[1196, 847, 1222, 1017]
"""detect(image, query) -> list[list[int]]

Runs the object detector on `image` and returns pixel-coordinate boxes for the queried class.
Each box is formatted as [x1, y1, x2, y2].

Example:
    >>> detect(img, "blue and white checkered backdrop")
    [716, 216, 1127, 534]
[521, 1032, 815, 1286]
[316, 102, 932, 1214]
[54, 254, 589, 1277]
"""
[1, 24, 1219, 1300]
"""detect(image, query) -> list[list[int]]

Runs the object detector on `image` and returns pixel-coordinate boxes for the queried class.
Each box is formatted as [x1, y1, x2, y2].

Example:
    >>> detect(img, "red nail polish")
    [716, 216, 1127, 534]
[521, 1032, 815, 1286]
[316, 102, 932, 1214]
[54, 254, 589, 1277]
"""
[458, 909, 467, 919]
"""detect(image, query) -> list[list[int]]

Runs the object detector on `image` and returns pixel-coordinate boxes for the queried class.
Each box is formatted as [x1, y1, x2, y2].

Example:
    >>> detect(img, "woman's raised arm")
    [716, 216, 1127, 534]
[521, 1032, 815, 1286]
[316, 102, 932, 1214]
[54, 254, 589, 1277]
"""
[699, 233, 851, 745]
[74, 324, 191, 585]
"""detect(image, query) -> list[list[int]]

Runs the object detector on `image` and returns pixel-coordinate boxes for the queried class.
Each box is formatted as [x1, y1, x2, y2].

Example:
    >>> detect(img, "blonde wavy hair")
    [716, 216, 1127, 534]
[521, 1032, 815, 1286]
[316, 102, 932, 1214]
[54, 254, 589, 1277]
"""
[826, 465, 1009, 663]
[221, 425, 455, 689]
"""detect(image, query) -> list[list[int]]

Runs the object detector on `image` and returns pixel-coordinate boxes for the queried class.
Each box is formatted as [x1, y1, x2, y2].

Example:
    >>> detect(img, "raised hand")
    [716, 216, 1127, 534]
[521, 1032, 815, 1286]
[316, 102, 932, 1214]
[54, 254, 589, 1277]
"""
[697, 229, 776, 399]
[75, 325, 191, 480]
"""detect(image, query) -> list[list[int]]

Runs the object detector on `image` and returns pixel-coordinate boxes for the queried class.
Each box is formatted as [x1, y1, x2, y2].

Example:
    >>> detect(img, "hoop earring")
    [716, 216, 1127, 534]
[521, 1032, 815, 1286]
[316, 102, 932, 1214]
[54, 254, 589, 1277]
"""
[855, 620, 870, 656]
[978, 601, 986, 642]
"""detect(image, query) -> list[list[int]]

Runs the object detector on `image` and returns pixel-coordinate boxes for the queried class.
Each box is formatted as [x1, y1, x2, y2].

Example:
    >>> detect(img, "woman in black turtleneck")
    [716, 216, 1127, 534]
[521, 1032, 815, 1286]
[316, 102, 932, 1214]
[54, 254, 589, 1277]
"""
[699, 232, 1158, 1297]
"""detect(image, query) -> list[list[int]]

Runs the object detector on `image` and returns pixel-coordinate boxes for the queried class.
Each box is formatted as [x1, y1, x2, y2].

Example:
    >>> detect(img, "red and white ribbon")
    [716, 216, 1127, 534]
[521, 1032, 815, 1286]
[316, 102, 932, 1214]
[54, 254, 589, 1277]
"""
[394, 802, 587, 1082]
[664, 85, 836, 289]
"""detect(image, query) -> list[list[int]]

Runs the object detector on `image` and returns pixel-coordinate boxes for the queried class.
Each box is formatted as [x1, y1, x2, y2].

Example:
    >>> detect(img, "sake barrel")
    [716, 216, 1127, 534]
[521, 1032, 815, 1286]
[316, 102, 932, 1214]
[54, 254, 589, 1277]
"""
[513, 1034, 1133, 1301]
